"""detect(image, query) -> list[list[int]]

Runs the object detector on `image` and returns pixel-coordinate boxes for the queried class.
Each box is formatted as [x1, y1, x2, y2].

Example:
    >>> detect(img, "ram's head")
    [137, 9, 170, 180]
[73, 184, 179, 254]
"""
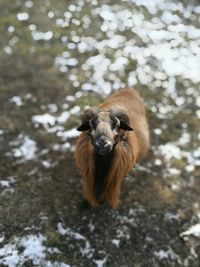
[77, 107, 133, 155]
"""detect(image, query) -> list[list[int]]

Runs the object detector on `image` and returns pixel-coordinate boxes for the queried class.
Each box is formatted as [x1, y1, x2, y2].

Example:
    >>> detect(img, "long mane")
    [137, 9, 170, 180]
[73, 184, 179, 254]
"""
[75, 132, 137, 208]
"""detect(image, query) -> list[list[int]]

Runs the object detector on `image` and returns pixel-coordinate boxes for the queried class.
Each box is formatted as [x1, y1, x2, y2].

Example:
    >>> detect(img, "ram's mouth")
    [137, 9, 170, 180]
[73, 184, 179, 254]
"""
[94, 146, 112, 156]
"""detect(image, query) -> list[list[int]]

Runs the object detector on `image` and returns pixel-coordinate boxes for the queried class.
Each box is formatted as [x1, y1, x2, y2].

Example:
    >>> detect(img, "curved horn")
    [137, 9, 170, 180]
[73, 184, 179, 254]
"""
[110, 107, 134, 131]
[81, 107, 100, 123]
[77, 107, 100, 131]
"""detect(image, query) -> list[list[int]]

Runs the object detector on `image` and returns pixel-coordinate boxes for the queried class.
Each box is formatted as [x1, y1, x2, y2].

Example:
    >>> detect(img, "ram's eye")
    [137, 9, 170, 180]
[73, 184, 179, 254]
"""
[115, 124, 120, 131]
[112, 120, 120, 131]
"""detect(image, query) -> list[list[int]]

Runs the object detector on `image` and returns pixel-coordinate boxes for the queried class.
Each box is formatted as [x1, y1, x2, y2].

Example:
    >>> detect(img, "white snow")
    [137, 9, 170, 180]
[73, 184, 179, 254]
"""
[111, 239, 120, 247]
[70, 106, 80, 115]
[32, 111, 79, 140]
[66, 95, 76, 101]
[20, 235, 46, 264]
[94, 257, 107, 267]
[154, 128, 162, 135]
[164, 212, 180, 222]
[57, 223, 94, 259]
[155, 159, 162, 166]
[32, 109, 79, 144]
[32, 31, 53, 41]
[178, 132, 190, 145]
[55, 54, 78, 71]
[66, 58, 78, 66]
[63, 2, 200, 93]
[185, 165, 195, 172]
[168, 168, 181, 175]
[32, 113, 56, 127]
[13, 135, 37, 161]
[0, 180, 10, 188]
[57, 222, 68, 235]
[154, 249, 170, 260]
[154, 247, 181, 262]
[158, 143, 182, 160]
[42, 160, 52, 168]
[8, 26, 15, 33]
[116, 227, 130, 240]
[0, 235, 5, 243]
[56, 111, 70, 124]
[10, 96, 23, 106]
[80, 241, 94, 258]
[0, 234, 71, 267]
[0, 234, 45, 267]
[196, 110, 200, 119]
[180, 224, 200, 238]
[17, 12, 29, 21]
[52, 142, 71, 151]
[25, 1, 33, 8]
[57, 223, 85, 240]
[57, 128, 80, 140]
[48, 103, 58, 113]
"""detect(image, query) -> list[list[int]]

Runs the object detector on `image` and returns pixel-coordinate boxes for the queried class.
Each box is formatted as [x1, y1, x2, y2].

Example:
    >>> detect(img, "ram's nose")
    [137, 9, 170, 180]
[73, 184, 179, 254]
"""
[94, 136, 112, 155]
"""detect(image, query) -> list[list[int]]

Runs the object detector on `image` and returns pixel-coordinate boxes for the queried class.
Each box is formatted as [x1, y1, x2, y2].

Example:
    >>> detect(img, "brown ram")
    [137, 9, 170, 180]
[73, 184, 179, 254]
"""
[75, 88, 150, 208]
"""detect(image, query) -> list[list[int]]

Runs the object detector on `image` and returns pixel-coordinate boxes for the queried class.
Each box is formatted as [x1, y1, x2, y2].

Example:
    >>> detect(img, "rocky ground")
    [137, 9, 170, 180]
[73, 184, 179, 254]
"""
[0, 0, 200, 266]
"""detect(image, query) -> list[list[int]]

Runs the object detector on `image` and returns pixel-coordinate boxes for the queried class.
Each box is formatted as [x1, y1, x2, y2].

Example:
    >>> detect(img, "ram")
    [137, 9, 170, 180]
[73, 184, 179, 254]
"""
[75, 89, 150, 208]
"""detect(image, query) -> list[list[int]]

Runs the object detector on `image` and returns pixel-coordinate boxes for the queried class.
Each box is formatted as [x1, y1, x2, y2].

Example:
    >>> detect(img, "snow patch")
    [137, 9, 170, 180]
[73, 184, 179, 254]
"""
[32, 113, 56, 127]
[32, 31, 53, 41]
[181, 224, 200, 238]
[0, 234, 45, 267]
[94, 257, 107, 267]
[154, 247, 181, 262]
[57, 223, 85, 240]
[178, 132, 191, 145]
[57, 128, 80, 140]
[0, 180, 10, 188]
[158, 143, 182, 160]
[0, 234, 70, 267]
[20, 235, 46, 263]
[57, 223, 94, 259]
[56, 111, 70, 124]
[12, 135, 37, 161]
[32, 112, 79, 141]
[17, 12, 29, 21]
[10, 96, 23, 106]
[111, 239, 120, 247]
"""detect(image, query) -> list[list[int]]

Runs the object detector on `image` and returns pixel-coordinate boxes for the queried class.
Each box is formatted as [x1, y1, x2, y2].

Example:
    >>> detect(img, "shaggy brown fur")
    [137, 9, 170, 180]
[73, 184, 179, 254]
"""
[75, 89, 149, 208]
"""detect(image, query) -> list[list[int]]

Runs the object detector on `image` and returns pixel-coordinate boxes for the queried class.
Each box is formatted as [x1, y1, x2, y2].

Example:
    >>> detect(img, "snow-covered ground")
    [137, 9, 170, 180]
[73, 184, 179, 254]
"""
[0, 0, 200, 266]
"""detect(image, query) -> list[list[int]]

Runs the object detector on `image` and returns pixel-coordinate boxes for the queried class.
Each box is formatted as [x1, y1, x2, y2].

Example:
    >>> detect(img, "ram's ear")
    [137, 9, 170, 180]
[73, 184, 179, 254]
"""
[120, 121, 134, 131]
[77, 121, 90, 131]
